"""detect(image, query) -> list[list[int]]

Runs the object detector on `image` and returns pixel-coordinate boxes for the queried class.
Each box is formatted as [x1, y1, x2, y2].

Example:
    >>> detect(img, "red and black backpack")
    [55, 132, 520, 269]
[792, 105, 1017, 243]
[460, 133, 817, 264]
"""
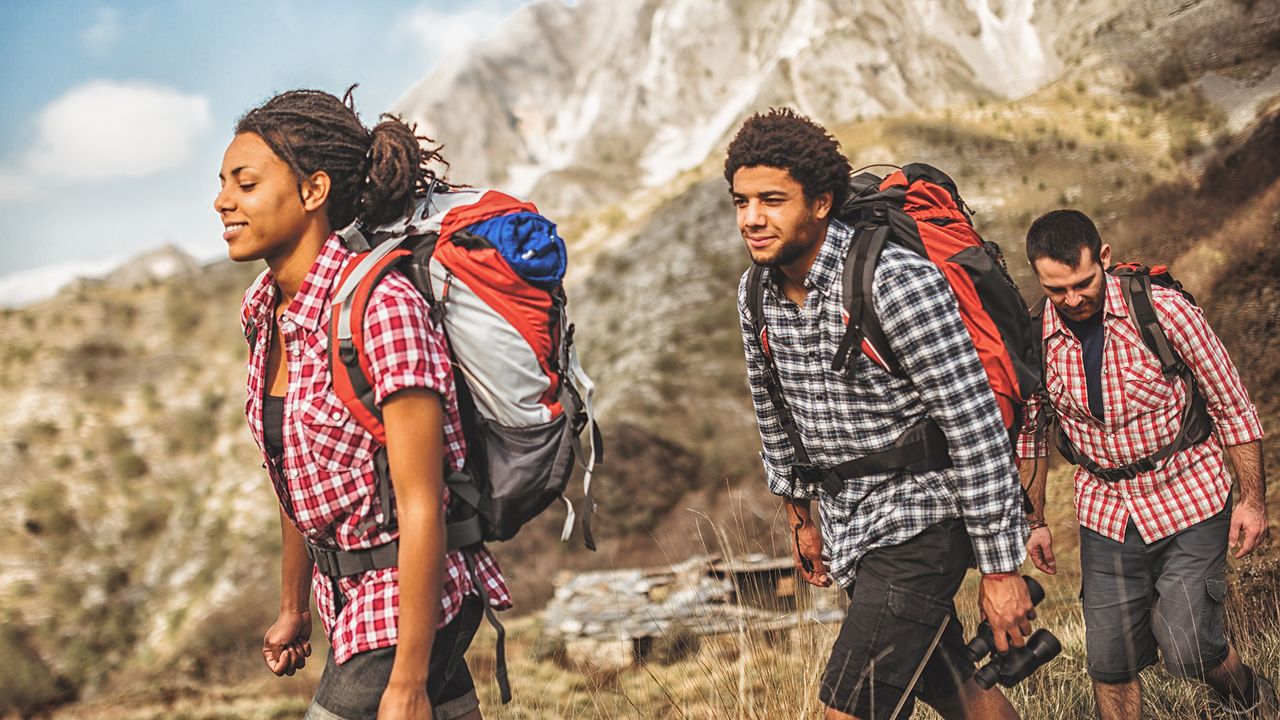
[745, 163, 1042, 494]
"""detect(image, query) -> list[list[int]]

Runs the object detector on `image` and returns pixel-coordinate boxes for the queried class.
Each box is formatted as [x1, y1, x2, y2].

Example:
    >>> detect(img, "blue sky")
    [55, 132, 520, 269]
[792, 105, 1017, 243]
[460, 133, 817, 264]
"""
[0, 0, 530, 288]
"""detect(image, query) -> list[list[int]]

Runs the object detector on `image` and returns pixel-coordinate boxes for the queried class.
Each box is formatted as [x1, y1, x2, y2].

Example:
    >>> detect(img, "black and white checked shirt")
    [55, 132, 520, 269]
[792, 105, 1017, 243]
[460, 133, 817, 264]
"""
[737, 220, 1027, 585]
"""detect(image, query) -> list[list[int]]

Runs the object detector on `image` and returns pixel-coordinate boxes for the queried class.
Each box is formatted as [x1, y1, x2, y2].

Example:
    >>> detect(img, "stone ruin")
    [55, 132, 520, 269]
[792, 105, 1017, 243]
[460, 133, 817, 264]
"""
[541, 553, 846, 669]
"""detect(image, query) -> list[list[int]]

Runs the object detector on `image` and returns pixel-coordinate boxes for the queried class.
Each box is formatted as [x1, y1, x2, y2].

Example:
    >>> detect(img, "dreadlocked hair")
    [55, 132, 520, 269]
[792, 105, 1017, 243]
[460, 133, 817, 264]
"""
[234, 86, 449, 229]
[724, 107, 852, 210]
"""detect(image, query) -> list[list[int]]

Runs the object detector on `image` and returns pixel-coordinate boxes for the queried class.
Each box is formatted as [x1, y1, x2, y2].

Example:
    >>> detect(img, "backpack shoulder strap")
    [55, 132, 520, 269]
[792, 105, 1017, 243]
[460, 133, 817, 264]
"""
[1116, 270, 1183, 378]
[832, 224, 900, 377]
[329, 234, 415, 443]
[744, 265, 814, 469]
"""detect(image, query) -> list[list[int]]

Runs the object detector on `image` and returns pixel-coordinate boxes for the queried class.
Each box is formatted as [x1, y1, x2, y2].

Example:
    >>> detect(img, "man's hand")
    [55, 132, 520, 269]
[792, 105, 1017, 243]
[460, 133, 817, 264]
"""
[263, 609, 312, 676]
[792, 522, 832, 588]
[1230, 500, 1270, 559]
[1026, 526, 1057, 575]
[378, 680, 432, 719]
[978, 574, 1034, 654]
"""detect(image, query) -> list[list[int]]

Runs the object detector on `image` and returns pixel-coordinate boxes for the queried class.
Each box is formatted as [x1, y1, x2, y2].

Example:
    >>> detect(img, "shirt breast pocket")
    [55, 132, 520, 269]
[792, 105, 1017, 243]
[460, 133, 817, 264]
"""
[298, 391, 377, 473]
[1122, 362, 1177, 414]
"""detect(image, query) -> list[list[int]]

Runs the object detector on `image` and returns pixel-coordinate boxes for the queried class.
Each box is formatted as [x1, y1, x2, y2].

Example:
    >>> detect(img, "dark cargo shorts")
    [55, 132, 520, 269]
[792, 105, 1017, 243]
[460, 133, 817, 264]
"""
[819, 518, 977, 720]
[305, 594, 485, 720]
[1080, 499, 1231, 683]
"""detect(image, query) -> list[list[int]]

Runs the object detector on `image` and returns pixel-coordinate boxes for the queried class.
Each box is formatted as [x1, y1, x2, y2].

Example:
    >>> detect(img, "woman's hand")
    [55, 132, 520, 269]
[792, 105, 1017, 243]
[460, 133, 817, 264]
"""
[377, 679, 432, 719]
[263, 609, 312, 676]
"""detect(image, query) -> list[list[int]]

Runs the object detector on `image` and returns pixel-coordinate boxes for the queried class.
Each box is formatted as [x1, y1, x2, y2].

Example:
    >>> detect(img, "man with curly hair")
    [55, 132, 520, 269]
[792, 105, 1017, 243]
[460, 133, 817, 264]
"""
[729, 108, 1032, 720]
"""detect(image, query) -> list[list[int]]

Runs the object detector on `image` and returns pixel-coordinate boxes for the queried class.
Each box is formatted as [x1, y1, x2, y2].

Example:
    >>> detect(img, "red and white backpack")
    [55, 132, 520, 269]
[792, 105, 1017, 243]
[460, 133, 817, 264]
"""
[329, 184, 602, 551]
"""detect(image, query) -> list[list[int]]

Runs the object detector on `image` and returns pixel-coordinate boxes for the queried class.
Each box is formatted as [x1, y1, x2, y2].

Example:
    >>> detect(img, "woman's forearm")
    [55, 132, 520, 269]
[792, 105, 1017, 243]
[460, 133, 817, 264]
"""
[279, 506, 313, 612]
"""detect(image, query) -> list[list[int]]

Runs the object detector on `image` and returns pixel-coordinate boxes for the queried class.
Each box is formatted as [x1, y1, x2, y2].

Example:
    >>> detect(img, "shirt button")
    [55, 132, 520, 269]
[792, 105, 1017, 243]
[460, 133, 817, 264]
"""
[291, 346, 301, 357]
[331, 410, 343, 421]
[307, 528, 319, 537]
[290, 468, 299, 479]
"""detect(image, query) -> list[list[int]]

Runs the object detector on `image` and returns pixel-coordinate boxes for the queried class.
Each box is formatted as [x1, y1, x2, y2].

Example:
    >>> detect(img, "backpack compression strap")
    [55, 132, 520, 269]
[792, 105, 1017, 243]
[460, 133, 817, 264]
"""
[564, 329, 602, 551]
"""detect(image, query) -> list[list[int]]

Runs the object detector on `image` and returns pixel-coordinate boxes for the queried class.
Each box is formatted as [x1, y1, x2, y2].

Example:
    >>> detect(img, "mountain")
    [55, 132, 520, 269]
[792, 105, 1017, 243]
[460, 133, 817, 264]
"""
[3, 0, 1279, 715]
[395, 0, 1059, 212]
[393, 0, 1278, 216]
[0, 245, 198, 309]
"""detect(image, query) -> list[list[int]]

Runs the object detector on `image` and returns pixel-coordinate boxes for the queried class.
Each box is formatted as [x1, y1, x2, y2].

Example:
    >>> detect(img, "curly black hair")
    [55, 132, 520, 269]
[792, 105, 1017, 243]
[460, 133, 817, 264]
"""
[724, 108, 852, 210]
[235, 85, 449, 230]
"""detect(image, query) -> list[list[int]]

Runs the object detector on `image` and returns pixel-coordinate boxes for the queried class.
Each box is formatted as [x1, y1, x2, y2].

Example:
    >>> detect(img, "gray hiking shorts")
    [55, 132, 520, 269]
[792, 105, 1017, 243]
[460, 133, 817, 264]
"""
[305, 594, 484, 720]
[1080, 499, 1231, 683]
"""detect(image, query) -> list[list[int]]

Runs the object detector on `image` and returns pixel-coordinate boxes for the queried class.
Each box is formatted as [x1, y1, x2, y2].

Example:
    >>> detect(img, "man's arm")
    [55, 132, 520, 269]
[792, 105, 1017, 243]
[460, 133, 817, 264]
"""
[1019, 455, 1056, 574]
[1157, 290, 1267, 557]
[783, 498, 831, 587]
[1226, 440, 1268, 558]
[875, 253, 1032, 651]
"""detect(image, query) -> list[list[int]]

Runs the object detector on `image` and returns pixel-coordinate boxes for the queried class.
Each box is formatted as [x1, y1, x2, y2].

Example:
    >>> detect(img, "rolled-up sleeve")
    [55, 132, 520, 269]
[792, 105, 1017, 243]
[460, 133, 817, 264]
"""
[1156, 287, 1264, 448]
[1015, 393, 1049, 459]
[362, 273, 455, 407]
[875, 260, 1028, 574]
[738, 272, 818, 500]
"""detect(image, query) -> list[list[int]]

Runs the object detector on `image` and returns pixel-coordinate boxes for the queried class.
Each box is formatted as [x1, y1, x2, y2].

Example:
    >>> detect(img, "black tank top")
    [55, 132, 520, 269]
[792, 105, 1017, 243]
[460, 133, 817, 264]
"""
[263, 395, 285, 457]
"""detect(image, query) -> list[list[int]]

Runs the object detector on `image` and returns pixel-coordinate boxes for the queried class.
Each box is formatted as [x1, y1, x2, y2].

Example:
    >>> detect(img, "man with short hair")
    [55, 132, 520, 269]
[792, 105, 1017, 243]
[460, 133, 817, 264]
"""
[1017, 209, 1274, 719]
[729, 107, 1032, 720]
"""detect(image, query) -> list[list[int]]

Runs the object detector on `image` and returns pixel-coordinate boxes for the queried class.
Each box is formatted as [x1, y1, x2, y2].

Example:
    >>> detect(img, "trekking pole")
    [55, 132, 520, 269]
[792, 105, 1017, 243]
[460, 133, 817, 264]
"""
[887, 615, 951, 720]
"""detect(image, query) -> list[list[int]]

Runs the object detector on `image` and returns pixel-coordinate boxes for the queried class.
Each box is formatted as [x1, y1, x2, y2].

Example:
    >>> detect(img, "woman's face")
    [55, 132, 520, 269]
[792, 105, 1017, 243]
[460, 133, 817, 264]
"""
[214, 132, 314, 263]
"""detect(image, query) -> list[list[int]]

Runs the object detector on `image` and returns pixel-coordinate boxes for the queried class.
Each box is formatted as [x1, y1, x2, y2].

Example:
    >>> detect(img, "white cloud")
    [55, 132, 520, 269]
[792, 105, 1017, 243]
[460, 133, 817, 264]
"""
[79, 6, 123, 56]
[0, 257, 120, 308]
[398, 2, 512, 66]
[0, 169, 35, 203]
[21, 80, 212, 183]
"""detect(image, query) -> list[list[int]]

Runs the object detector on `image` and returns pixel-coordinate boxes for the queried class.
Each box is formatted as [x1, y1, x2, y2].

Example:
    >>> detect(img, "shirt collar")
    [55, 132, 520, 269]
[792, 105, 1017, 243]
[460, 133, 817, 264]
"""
[243, 232, 350, 333]
[1043, 273, 1128, 339]
[764, 219, 853, 297]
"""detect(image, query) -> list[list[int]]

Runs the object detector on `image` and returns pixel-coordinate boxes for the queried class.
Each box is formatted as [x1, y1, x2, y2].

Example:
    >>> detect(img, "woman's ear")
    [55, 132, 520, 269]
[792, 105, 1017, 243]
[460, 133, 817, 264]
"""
[301, 171, 331, 212]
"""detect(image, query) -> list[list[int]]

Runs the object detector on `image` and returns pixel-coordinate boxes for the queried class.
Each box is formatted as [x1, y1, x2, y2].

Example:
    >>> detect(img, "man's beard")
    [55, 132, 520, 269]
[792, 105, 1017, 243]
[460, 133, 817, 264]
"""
[753, 237, 813, 268]
[751, 215, 823, 269]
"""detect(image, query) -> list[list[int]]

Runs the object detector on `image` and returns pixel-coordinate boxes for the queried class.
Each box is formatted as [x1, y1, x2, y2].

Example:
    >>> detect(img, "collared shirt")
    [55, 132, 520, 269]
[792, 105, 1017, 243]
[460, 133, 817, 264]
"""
[1016, 274, 1265, 543]
[241, 232, 511, 664]
[738, 220, 1027, 585]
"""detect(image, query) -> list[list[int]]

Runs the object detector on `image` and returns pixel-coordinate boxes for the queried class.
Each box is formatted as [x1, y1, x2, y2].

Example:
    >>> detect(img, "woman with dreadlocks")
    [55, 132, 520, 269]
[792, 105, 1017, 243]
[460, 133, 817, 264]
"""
[216, 88, 509, 720]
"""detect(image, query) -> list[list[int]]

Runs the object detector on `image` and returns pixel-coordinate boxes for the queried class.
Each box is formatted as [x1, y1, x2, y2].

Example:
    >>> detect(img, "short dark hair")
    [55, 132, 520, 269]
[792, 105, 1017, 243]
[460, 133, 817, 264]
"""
[724, 108, 851, 210]
[235, 86, 448, 229]
[1026, 209, 1103, 267]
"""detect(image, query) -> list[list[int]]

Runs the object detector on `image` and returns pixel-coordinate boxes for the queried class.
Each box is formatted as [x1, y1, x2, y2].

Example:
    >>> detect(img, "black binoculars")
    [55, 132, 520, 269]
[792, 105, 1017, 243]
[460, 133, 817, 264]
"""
[964, 575, 1062, 689]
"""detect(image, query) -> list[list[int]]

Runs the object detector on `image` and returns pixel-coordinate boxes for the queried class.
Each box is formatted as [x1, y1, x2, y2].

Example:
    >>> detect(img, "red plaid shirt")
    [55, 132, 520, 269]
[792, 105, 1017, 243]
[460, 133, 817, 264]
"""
[240, 233, 511, 664]
[1017, 274, 1264, 543]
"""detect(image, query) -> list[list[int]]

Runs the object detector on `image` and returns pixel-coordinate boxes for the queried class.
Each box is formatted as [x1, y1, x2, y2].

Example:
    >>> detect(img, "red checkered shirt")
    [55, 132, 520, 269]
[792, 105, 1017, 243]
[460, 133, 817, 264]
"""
[1017, 274, 1264, 543]
[240, 232, 511, 664]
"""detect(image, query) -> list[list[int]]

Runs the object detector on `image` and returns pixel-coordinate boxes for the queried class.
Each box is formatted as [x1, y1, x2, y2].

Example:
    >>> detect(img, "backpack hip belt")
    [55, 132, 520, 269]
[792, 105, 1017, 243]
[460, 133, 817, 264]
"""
[814, 417, 952, 496]
[305, 539, 400, 579]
